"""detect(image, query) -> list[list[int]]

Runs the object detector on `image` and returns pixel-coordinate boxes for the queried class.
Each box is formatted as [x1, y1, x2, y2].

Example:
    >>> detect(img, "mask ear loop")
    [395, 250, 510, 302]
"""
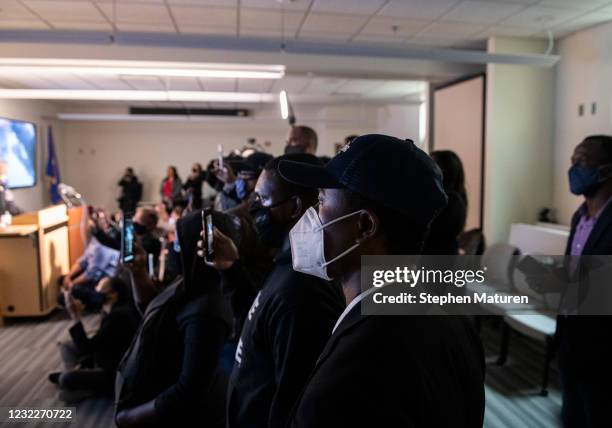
[315, 209, 368, 267]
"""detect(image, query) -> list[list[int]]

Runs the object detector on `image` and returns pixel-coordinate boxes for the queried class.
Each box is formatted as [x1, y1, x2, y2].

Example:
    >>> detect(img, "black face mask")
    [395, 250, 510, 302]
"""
[250, 197, 294, 248]
[133, 221, 148, 235]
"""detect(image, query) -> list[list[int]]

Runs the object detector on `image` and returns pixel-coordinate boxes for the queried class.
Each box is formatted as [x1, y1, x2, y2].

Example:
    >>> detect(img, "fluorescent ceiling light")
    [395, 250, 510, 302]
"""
[279, 90, 289, 120]
[0, 89, 276, 103]
[0, 58, 285, 79]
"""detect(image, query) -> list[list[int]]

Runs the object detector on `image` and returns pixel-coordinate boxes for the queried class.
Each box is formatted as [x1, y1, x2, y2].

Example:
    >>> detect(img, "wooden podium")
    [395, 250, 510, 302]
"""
[0, 205, 70, 322]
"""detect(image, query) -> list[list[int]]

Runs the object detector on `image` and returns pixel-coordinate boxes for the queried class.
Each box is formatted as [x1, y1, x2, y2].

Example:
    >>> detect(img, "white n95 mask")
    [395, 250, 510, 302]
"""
[289, 206, 364, 280]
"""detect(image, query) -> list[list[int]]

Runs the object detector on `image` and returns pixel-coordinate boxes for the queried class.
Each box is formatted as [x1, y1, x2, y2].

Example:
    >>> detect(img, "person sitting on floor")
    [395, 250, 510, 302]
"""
[49, 276, 140, 403]
[58, 235, 120, 310]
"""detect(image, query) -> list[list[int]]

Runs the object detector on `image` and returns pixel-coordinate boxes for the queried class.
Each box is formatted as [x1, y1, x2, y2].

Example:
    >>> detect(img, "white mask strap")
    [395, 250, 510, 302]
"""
[321, 242, 360, 267]
[314, 209, 366, 233]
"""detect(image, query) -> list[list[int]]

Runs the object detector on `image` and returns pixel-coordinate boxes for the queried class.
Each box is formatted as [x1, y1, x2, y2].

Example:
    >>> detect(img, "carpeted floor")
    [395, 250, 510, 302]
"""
[0, 312, 561, 427]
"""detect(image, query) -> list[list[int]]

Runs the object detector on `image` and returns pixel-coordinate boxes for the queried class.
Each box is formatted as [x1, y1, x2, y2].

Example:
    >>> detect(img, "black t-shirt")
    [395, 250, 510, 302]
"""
[226, 242, 345, 428]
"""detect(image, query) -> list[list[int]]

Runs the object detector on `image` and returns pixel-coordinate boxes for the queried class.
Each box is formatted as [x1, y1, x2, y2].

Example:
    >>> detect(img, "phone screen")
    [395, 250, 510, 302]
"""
[217, 144, 224, 170]
[121, 217, 135, 264]
[202, 208, 214, 262]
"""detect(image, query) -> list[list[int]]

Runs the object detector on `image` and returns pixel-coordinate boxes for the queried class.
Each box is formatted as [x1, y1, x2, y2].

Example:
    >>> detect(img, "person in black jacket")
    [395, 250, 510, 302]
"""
[114, 210, 232, 428]
[202, 153, 345, 428]
[557, 135, 612, 427]
[117, 167, 142, 214]
[49, 276, 140, 403]
[422, 150, 468, 255]
[183, 162, 206, 210]
[279, 134, 486, 428]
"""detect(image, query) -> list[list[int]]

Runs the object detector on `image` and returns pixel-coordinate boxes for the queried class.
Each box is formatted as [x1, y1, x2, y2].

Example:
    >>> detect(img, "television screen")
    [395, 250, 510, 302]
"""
[0, 118, 37, 189]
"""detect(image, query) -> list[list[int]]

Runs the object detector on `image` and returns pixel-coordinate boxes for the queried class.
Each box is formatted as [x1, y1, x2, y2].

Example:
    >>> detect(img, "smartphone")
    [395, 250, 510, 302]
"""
[121, 217, 135, 264]
[202, 208, 214, 263]
[217, 144, 224, 170]
[147, 253, 154, 278]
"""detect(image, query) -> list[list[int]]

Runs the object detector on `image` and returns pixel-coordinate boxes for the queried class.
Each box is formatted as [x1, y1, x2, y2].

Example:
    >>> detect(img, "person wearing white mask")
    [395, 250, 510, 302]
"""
[278, 134, 486, 427]
[201, 153, 345, 428]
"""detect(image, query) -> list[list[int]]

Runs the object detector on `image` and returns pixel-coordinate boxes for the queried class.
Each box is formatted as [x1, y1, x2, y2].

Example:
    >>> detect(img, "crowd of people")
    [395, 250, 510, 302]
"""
[46, 125, 612, 428]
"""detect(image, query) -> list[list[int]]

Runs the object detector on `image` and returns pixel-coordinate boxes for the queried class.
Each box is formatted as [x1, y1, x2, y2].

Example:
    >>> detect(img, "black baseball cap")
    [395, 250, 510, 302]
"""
[278, 134, 447, 218]
[229, 152, 273, 176]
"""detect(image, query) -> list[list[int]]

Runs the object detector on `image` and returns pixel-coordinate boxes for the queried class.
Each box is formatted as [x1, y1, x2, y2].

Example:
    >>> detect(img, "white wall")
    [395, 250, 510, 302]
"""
[433, 76, 484, 230]
[485, 37, 555, 244]
[554, 22, 612, 225]
[0, 99, 62, 213]
[60, 103, 418, 211]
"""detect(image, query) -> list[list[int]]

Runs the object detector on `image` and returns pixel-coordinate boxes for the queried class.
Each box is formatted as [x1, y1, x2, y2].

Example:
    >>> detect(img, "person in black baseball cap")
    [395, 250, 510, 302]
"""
[278, 134, 485, 428]
[214, 151, 274, 211]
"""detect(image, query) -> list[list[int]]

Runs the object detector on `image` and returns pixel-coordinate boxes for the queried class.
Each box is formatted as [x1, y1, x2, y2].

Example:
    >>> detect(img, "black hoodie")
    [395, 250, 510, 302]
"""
[115, 211, 232, 427]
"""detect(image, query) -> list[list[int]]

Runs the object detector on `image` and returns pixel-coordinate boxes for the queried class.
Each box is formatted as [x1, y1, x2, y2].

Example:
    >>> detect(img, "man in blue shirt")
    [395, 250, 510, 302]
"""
[59, 236, 119, 310]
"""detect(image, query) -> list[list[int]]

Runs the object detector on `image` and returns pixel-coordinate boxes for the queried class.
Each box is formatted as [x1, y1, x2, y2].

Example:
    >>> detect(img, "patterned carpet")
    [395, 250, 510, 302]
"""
[0, 312, 561, 427]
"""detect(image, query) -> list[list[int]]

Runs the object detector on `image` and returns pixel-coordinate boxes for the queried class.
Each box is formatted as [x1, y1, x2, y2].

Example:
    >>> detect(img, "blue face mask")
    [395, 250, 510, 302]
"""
[568, 164, 611, 196]
[235, 178, 248, 201]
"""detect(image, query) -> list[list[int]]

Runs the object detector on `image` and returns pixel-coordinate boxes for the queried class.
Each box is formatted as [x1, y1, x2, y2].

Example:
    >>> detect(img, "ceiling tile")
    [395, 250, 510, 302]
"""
[369, 80, 427, 96]
[0, 19, 49, 29]
[240, 8, 304, 33]
[335, 79, 386, 95]
[553, 6, 612, 34]
[120, 76, 165, 90]
[50, 20, 113, 30]
[352, 34, 406, 44]
[359, 17, 429, 37]
[485, 0, 538, 4]
[237, 78, 268, 92]
[241, 0, 311, 11]
[0, 0, 38, 19]
[77, 76, 133, 90]
[416, 21, 487, 39]
[500, 5, 584, 28]
[311, 0, 387, 15]
[303, 77, 348, 94]
[198, 79, 236, 91]
[440, 1, 525, 24]
[165, 77, 201, 91]
[405, 36, 460, 48]
[179, 25, 237, 35]
[7, 75, 66, 89]
[22, 0, 106, 22]
[300, 13, 368, 35]
[538, 0, 611, 10]
[299, 31, 352, 42]
[171, 5, 236, 27]
[239, 27, 286, 37]
[167, 0, 237, 6]
[379, 0, 460, 20]
[97, 3, 173, 25]
[477, 24, 539, 38]
[116, 22, 177, 32]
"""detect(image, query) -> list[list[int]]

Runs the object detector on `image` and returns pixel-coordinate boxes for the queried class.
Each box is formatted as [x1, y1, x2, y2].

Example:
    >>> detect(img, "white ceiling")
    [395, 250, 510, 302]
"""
[0, 72, 428, 108]
[1, 0, 611, 109]
[0, 0, 610, 47]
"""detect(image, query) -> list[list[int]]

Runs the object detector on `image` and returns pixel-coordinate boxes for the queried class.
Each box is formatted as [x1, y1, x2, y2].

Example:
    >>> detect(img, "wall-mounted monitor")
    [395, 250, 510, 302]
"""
[0, 117, 37, 189]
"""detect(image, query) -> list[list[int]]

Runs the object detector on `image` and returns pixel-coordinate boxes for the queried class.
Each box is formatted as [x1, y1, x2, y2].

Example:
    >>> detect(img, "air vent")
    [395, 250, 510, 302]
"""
[129, 107, 249, 117]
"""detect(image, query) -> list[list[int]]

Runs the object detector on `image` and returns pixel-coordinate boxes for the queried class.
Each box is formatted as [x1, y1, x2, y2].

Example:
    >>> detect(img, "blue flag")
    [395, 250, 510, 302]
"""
[45, 126, 61, 204]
